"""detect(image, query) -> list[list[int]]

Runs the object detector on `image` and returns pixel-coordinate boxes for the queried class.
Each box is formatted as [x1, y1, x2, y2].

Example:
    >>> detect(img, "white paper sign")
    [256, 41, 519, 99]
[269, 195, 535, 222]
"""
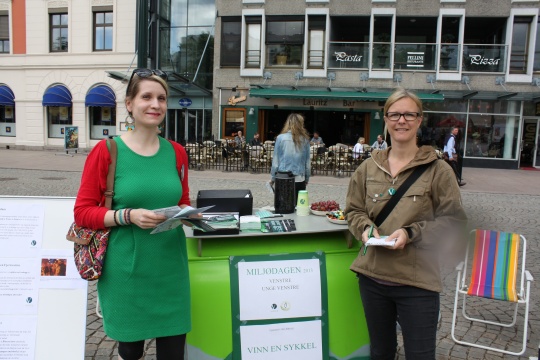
[0, 258, 40, 315]
[238, 259, 321, 321]
[240, 320, 322, 360]
[0, 204, 44, 257]
[0, 316, 38, 360]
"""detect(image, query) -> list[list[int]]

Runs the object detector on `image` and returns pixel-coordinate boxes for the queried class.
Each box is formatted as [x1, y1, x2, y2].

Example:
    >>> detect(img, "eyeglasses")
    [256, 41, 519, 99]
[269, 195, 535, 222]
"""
[385, 112, 421, 122]
[126, 69, 168, 95]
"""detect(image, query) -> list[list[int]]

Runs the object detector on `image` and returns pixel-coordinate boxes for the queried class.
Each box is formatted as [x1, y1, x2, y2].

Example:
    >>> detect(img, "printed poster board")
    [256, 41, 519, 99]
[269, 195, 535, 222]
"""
[0, 196, 87, 360]
[64, 126, 79, 151]
[230, 252, 329, 360]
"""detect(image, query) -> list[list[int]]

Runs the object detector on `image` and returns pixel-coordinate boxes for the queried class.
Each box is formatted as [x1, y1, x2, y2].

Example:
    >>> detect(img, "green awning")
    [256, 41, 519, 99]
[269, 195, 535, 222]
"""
[249, 88, 444, 102]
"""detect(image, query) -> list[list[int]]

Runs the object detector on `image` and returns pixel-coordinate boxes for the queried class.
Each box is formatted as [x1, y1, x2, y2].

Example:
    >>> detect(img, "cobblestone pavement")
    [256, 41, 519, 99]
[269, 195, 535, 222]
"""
[1, 149, 539, 359]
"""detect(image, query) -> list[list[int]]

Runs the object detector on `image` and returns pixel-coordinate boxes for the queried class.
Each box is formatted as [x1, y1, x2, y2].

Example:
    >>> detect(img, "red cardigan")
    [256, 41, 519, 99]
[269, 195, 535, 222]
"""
[74, 139, 191, 230]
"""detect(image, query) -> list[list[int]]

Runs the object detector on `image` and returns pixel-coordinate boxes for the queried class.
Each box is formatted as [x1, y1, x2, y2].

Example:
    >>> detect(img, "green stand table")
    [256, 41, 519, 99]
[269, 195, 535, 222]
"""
[185, 213, 370, 360]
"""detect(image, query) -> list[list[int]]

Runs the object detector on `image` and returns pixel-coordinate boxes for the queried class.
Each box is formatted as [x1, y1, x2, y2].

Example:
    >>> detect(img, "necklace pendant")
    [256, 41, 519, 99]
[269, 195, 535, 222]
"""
[388, 187, 396, 196]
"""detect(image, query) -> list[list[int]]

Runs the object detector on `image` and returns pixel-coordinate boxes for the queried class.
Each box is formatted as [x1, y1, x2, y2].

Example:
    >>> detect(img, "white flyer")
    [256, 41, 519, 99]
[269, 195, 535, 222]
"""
[0, 258, 40, 315]
[0, 203, 44, 257]
[0, 315, 38, 360]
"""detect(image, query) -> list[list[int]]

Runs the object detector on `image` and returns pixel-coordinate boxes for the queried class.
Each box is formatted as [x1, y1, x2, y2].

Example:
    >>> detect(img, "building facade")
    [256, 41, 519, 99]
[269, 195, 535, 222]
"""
[2, 0, 539, 169]
[0, 0, 137, 150]
[212, 0, 540, 169]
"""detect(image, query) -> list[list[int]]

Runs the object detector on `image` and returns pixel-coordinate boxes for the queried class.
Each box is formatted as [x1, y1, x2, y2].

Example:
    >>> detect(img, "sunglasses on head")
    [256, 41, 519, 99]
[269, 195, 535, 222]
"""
[131, 68, 167, 80]
[126, 68, 168, 95]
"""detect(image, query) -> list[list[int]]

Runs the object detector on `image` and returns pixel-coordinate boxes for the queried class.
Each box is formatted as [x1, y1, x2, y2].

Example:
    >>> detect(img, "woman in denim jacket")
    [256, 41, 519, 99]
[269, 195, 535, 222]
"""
[270, 113, 311, 202]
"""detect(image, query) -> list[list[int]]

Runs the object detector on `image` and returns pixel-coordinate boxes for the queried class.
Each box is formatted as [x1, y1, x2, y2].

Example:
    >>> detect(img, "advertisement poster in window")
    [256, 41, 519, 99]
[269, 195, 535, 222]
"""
[102, 107, 111, 122]
[59, 107, 69, 121]
[64, 126, 79, 150]
[5, 106, 13, 119]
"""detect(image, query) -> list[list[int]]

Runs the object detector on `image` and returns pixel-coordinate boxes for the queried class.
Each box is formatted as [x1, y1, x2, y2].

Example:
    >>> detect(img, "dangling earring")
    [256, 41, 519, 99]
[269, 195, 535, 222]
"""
[125, 114, 135, 131]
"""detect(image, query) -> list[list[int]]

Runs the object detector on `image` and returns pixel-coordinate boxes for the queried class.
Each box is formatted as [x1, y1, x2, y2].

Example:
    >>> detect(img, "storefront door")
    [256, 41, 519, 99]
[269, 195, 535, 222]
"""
[520, 118, 540, 168]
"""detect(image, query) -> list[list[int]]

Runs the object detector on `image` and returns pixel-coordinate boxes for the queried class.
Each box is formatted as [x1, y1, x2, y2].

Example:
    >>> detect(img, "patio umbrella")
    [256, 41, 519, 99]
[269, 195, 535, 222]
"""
[437, 117, 465, 127]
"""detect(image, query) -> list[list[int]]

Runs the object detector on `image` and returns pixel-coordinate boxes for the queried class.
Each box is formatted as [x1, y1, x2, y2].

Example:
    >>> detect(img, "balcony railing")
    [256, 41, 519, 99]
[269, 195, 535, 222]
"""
[327, 42, 369, 69]
[325, 41, 508, 73]
[462, 44, 507, 73]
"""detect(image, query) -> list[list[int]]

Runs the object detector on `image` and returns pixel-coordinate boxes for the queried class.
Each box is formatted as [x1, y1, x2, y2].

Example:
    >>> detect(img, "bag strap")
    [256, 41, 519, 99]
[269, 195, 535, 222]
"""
[374, 162, 432, 227]
[103, 139, 118, 209]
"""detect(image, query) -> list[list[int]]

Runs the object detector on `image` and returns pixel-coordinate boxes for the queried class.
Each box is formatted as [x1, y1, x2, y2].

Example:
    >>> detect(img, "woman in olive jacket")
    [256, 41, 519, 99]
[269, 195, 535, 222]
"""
[345, 88, 467, 360]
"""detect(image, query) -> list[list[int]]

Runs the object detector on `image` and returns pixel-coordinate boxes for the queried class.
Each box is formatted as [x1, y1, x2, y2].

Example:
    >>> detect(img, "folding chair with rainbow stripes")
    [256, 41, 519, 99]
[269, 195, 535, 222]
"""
[451, 229, 533, 356]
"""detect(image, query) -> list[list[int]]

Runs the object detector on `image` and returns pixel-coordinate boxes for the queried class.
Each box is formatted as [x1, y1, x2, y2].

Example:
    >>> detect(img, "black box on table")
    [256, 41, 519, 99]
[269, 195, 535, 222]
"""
[196, 189, 253, 216]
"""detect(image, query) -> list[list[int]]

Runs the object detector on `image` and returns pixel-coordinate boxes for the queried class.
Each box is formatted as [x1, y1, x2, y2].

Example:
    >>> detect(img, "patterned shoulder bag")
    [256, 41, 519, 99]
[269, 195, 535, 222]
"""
[66, 139, 117, 280]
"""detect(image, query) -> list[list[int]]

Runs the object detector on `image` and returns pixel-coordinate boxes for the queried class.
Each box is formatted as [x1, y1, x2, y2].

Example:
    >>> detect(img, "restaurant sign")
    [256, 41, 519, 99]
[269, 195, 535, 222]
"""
[334, 51, 363, 63]
[469, 54, 500, 66]
[407, 52, 424, 68]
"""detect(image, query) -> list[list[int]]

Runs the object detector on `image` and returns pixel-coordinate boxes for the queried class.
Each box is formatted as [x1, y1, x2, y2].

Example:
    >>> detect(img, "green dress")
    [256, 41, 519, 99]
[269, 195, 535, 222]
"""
[97, 137, 191, 341]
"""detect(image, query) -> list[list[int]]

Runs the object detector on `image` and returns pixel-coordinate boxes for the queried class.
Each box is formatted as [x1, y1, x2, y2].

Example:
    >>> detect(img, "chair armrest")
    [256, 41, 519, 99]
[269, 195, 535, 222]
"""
[455, 261, 464, 271]
[525, 270, 534, 282]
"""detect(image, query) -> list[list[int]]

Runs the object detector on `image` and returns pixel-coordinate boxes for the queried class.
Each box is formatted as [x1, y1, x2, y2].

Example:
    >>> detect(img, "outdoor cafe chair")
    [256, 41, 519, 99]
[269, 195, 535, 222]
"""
[451, 229, 533, 356]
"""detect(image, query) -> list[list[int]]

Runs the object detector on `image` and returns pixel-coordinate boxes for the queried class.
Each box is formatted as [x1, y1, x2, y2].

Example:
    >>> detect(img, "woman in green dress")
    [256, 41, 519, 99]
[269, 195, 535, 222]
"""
[74, 69, 193, 359]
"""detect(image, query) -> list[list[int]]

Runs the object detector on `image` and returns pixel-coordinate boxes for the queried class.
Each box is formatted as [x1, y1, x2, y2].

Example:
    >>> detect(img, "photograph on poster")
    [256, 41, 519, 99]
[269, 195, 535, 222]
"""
[102, 107, 111, 121]
[0, 316, 38, 359]
[0, 203, 44, 257]
[0, 257, 40, 315]
[5, 106, 13, 119]
[59, 106, 69, 121]
[41, 258, 67, 276]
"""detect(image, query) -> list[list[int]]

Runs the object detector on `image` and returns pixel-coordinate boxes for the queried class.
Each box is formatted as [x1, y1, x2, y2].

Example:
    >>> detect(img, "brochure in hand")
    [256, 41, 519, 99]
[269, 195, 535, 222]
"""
[151, 205, 215, 234]
[366, 236, 397, 247]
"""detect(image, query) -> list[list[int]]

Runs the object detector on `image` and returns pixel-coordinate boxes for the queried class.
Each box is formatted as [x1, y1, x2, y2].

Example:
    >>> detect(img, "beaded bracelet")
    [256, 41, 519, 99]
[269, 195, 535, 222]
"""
[117, 209, 125, 226]
[126, 208, 132, 225]
[123, 208, 129, 225]
[113, 210, 121, 226]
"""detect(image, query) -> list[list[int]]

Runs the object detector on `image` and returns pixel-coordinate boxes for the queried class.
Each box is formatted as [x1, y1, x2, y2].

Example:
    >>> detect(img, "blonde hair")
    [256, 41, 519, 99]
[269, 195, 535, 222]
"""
[281, 113, 310, 149]
[383, 87, 423, 117]
[357, 137, 365, 144]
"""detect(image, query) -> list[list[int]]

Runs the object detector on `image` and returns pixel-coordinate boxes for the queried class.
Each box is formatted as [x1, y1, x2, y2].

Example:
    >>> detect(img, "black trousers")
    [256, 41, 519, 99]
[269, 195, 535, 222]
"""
[358, 274, 439, 360]
[118, 334, 186, 360]
[445, 158, 462, 183]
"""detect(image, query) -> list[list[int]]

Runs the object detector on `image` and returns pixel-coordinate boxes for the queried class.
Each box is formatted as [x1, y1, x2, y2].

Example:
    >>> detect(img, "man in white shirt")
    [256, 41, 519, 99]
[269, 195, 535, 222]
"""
[443, 126, 466, 186]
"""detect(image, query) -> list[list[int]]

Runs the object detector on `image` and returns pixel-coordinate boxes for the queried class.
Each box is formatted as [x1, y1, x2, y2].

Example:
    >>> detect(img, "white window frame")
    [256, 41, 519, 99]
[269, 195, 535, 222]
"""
[506, 8, 539, 83]
[304, 8, 329, 78]
[241, 9, 264, 77]
[436, 8, 465, 81]
[369, 7, 396, 79]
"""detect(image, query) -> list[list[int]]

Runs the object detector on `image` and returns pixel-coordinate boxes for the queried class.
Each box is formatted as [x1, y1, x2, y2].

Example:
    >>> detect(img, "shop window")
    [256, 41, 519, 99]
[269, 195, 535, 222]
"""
[93, 11, 113, 51]
[223, 108, 246, 138]
[266, 16, 304, 67]
[245, 16, 262, 68]
[50, 13, 68, 52]
[221, 17, 241, 67]
[308, 15, 325, 68]
[394, 17, 437, 71]
[465, 114, 518, 159]
[462, 17, 507, 73]
[89, 107, 116, 140]
[0, 14, 9, 53]
[510, 16, 533, 74]
[0, 105, 15, 137]
[47, 106, 72, 138]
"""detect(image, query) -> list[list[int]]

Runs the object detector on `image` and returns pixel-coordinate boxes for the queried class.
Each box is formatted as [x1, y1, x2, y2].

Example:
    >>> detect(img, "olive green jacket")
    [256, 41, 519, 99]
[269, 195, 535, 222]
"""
[345, 146, 467, 292]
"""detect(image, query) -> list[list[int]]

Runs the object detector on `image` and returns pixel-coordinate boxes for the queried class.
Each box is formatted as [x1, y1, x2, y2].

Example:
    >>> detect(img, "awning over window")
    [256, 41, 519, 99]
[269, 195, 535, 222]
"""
[249, 88, 445, 102]
[0, 85, 15, 106]
[85, 85, 116, 107]
[42, 85, 72, 107]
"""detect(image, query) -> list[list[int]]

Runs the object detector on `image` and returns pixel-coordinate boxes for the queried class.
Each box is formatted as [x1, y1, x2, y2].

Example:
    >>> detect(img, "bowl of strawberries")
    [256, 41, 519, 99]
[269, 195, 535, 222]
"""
[310, 200, 340, 216]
